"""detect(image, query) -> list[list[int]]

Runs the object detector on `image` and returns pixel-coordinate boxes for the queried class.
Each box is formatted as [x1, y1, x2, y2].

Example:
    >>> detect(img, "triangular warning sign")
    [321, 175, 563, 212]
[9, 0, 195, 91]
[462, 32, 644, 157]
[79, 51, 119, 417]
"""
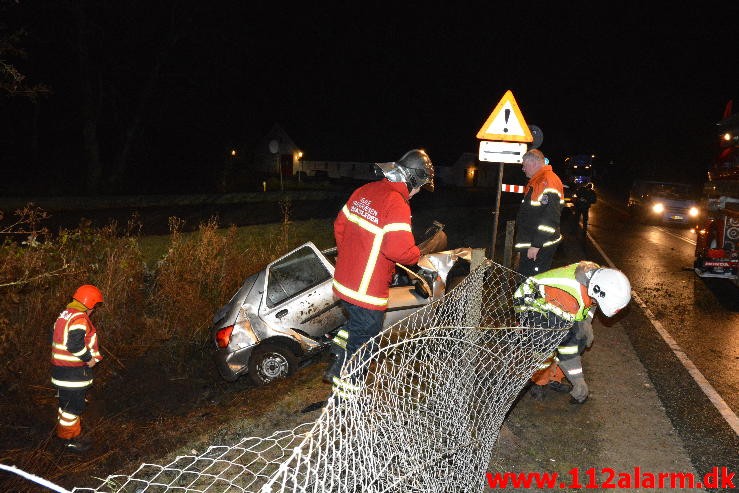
[476, 90, 533, 143]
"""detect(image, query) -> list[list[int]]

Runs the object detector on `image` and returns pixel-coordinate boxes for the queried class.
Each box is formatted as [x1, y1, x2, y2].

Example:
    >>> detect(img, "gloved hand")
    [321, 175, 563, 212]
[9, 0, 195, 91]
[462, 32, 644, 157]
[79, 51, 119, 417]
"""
[577, 319, 594, 348]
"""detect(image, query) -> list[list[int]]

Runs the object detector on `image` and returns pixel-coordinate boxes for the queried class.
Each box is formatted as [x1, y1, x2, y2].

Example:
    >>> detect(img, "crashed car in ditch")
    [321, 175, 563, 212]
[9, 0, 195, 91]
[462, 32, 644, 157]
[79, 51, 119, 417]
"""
[211, 222, 472, 385]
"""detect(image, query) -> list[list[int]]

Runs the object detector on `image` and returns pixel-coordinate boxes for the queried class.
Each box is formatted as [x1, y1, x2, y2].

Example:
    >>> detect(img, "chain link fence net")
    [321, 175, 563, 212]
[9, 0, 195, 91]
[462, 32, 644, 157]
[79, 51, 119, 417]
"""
[60, 260, 571, 493]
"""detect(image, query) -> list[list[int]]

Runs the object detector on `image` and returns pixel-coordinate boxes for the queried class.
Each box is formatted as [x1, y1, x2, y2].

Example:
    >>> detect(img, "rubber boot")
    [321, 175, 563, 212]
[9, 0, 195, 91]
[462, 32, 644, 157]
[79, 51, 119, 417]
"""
[529, 384, 547, 401]
[323, 345, 346, 384]
[548, 381, 573, 393]
[63, 437, 91, 453]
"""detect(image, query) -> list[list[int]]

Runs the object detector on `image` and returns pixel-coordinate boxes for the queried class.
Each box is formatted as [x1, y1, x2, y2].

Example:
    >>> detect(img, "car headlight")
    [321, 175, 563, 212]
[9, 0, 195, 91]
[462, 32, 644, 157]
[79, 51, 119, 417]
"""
[689, 207, 699, 217]
[652, 203, 664, 214]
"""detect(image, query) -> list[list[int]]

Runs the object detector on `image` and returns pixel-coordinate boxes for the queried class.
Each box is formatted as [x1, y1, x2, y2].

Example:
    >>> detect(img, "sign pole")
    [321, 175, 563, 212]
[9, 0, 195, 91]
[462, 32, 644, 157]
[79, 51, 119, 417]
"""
[475, 90, 535, 261]
[489, 162, 504, 259]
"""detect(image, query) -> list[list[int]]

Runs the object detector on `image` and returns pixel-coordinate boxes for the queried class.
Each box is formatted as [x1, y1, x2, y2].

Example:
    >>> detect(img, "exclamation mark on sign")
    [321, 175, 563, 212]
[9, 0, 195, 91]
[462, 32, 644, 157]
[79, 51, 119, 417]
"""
[503, 108, 510, 133]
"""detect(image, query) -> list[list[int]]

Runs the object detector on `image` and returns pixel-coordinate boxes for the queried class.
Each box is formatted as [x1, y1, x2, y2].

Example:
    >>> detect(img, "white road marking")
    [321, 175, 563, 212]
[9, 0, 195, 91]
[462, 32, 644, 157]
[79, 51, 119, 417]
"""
[587, 230, 739, 436]
[654, 226, 697, 246]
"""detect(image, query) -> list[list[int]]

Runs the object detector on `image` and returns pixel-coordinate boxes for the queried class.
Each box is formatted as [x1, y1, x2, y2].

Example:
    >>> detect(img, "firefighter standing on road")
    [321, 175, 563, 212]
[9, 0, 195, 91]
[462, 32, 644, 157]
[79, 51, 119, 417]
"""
[51, 284, 104, 453]
[573, 182, 597, 230]
[325, 149, 434, 395]
[515, 261, 631, 404]
[514, 149, 564, 277]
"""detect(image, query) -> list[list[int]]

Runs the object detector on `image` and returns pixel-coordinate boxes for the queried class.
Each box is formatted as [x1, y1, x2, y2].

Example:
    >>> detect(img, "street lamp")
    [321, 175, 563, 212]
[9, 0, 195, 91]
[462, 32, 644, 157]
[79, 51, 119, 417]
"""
[297, 151, 303, 182]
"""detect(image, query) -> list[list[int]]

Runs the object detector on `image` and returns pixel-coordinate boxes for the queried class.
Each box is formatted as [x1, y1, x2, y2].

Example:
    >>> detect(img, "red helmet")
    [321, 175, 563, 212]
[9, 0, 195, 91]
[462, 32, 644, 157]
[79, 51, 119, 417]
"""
[73, 284, 104, 309]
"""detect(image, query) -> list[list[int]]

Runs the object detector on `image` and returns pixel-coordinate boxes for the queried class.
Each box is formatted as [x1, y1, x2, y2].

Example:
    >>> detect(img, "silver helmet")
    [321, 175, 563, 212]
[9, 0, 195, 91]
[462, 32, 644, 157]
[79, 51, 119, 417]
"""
[375, 149, 435, 192]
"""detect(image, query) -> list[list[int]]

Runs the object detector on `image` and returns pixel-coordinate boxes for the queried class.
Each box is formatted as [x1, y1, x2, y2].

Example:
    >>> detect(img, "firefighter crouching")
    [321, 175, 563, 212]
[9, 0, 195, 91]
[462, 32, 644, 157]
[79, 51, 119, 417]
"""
[50, 284, 104, 453]
[515, 261, 632, 404]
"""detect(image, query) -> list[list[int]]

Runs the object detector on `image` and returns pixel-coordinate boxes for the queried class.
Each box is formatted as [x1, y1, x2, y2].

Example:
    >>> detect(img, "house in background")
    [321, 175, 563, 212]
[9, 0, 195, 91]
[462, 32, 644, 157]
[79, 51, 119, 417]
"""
[248, 123, 518, 188]
[251, 123, 377, 183]
[445, 153, 515, 188]
[252, 123, 302, 179]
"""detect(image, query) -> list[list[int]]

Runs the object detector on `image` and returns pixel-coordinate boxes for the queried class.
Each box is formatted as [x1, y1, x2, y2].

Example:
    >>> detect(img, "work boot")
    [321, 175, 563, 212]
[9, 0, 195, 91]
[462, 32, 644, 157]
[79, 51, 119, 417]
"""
[570, 394, 589, 405]
[548, 381, 572, 393]
[323, 360, 341, 384]
[529, 384, 547, 401]
[63, 437, 91, 453]
[569, 380, 589, 405]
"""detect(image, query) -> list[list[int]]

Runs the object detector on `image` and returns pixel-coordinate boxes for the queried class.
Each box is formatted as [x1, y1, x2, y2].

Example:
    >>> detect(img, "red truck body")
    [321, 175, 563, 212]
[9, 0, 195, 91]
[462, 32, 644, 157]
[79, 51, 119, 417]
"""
[694, 102, 739, 284]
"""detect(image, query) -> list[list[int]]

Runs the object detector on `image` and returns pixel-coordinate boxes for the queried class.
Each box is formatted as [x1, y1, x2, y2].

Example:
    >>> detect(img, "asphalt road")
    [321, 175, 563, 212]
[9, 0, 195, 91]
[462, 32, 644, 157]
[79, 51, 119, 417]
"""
[567, 192, 738, 482]
[486, 194, 738, 491]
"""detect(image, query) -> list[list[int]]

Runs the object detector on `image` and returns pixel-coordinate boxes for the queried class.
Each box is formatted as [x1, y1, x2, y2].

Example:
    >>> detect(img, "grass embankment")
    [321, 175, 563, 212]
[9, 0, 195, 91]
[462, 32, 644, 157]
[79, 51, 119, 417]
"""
[0, 203, 334, 396]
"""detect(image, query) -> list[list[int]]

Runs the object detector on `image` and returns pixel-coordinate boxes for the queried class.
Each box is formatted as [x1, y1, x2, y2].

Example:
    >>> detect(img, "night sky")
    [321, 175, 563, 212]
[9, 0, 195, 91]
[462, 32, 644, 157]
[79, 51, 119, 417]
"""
[1, 2, 737, 195]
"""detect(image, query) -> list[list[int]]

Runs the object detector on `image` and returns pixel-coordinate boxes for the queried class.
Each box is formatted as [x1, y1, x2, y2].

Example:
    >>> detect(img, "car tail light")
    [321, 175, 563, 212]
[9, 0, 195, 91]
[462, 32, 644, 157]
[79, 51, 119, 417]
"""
[215, 325, 234, 348]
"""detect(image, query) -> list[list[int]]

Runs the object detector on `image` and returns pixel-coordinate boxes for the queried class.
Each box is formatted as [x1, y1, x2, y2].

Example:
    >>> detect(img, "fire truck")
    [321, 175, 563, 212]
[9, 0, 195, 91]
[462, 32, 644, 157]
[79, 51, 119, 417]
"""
[693, 100, 739, 285]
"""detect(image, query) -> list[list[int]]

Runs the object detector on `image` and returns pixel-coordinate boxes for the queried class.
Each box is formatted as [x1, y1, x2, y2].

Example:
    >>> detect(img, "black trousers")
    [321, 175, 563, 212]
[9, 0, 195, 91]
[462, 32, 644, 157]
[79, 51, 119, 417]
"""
[517, 244, 558, 277]
[58, 386, 87, 415]
[575, 206, 591, 228]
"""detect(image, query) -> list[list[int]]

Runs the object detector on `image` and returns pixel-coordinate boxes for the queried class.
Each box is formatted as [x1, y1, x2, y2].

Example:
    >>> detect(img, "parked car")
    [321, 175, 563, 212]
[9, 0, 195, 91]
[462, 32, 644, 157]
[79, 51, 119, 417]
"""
[627, 180, 702, 225]
[210, 222, 472, 385]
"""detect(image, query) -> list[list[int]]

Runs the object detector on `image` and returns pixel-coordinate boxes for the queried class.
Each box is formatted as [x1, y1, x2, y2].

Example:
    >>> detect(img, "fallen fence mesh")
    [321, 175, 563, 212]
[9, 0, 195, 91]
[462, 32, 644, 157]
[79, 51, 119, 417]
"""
[25, 259, 571, 493]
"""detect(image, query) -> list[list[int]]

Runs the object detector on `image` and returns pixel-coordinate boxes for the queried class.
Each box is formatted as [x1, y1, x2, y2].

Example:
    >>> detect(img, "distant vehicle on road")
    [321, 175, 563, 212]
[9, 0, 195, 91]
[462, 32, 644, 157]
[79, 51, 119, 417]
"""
[627, 180, 702, 225]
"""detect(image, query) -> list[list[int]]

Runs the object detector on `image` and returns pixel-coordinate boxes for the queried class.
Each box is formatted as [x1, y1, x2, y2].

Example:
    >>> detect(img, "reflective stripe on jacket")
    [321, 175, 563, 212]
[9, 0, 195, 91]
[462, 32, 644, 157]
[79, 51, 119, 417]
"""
[333, 179, 420, 310]
[51, 307, 101, 389]
[514, 263, 594, 322]
[515, 165, 564, 250]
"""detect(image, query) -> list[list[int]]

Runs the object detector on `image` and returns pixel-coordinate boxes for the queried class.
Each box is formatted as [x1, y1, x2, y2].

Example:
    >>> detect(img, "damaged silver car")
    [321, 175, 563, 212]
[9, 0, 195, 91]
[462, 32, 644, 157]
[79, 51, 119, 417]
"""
[211, 222, 472, 385]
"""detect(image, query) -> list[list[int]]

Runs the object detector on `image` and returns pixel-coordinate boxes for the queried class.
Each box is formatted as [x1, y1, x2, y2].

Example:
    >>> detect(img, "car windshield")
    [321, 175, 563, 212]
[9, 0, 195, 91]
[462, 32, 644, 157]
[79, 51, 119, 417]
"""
[646, 182, 696, 199]
[266, 246, 332, 308]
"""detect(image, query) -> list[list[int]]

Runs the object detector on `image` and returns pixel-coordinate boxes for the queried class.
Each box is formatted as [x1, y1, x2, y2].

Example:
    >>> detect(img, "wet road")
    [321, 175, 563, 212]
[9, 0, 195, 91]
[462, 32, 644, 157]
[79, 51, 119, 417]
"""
[587, 193, 739, 414]
[579, 191, 739, 477]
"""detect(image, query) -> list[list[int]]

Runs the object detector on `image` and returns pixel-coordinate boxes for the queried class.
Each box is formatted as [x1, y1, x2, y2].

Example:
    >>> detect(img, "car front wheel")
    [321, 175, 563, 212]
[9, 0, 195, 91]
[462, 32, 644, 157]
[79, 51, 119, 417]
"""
[248, 343, 297, 386]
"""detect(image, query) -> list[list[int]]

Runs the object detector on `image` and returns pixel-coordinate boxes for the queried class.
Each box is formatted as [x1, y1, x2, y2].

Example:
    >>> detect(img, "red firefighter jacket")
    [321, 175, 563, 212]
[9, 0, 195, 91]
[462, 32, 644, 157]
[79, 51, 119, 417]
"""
[333, 179, 421, 310]
[50, 306, 102, 389]
[515, 165, 564, 251]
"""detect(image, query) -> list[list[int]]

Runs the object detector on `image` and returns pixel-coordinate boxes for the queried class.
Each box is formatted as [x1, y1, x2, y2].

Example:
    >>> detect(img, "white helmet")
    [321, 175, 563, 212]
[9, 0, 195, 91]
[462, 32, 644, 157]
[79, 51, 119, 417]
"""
[587, 268, 631, 317]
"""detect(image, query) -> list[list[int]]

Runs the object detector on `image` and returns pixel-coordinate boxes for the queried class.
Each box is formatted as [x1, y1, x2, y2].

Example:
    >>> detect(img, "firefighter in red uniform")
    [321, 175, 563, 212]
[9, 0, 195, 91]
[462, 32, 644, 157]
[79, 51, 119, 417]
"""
[50, 284, 104, 452]
[325, 149, 435, 393]
[515, 149, 564, 276]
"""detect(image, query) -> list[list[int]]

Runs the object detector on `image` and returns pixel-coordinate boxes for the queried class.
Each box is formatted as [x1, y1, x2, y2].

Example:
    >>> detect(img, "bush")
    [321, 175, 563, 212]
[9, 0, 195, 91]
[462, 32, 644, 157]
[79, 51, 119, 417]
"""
[0, 203, 333, 391]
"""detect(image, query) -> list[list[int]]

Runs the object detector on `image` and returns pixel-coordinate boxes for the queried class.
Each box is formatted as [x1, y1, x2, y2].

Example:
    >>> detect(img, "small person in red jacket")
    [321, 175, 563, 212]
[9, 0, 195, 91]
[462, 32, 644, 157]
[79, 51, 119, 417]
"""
[50, 284, 104, 453]
[326, 149, 435, 392]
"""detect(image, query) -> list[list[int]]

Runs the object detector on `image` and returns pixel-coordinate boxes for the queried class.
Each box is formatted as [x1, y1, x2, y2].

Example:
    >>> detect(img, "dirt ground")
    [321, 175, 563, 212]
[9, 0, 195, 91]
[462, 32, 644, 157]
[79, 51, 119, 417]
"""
[0, 195, 698, 493]
[486, 313, 696, 492]
[1, 344, 336, 492]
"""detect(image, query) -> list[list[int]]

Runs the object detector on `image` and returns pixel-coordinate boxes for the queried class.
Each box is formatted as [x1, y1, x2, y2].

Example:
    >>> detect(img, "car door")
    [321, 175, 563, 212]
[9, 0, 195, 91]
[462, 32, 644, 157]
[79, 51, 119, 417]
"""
[259, 243, 346, 338]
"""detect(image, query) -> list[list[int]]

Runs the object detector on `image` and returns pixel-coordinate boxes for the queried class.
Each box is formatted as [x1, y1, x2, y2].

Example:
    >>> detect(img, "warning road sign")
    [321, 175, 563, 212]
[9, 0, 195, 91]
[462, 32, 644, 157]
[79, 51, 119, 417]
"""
[476, 90, 533, 143]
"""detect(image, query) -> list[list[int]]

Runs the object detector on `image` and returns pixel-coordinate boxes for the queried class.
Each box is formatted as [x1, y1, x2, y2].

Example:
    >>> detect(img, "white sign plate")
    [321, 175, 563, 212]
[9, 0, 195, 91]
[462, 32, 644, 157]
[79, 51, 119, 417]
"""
[478, 141, 527, 163]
